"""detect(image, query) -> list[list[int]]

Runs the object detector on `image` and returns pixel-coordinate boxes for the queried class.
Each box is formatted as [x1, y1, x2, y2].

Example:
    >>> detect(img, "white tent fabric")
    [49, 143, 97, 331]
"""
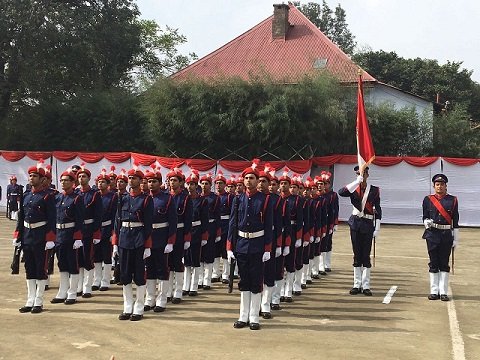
[0, 156, 38, 207]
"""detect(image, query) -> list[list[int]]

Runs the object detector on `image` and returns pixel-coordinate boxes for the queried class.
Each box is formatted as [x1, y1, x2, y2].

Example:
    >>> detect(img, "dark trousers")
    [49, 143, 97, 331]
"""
[274, 254, 284, 281]
[295, 244, 304, 270]
[320, 233, 333, 252]
[350, 229, 373, 268]
[313, 241, 321, 256]
[184, 241, 201, 268]
[263, 250, 276, 287]
[426, 231, 453, 272]
[23, 243, 49, 280]
[200, 239, 215, 264]
[237, 252, 264, 294]
[79, 235, 94, 270]
[56, 241, 80, 274]
[168, 241, 185, 272]
[93, 238, 112, 264]
[119, 247, 146, 286]
[146, 247, 170, 280]
[284, 244, 296, 273]
[303, 243, 311, 265]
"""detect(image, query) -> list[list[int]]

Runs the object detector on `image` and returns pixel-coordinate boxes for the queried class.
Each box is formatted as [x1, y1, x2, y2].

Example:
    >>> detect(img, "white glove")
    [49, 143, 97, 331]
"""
[282, 246, 290, 256]
[346, 175, 363, 193]
[113, 245, 119, 257]
[302, 240, 309, 247]
[329, 229, 333, 235]
[93, 238, 101, 244]
[73, 240, 83, 249]
[262, 251, 271, 262]
[424, 219, 433, 229]
[45, 241, 55, 250]
[164, 243, 173, 253]
[215, 236, 221, 243]
[452, 228, 459, 248]
[315, 236, 321, 243]
[334, 225, 338, 232]
[227, 250, 235, 263]
[201, 240, 207, 247]
[12, 239, 21, 247]
[309, 235, 314, 243]
[295, 239, 301, 248]
[373, 219, 381, 239]
[275, 247, 282, 258]
[143, 248, 151, 259]
[184, 241, 191, 250]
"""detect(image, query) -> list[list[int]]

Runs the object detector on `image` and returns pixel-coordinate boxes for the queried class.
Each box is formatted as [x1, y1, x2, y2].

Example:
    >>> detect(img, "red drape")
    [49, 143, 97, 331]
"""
[1, 151, 27, 162]
[443, 157, 479, 166]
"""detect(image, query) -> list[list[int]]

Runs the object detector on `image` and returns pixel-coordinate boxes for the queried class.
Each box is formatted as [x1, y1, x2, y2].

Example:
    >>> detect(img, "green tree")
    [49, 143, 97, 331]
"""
[294, 1, 356, 55]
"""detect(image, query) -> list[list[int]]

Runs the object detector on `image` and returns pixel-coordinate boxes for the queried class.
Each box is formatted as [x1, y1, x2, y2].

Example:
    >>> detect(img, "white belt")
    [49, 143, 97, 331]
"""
[122, 221, 144, 228]
[361, 214, 374, 220]
[101, 220, 112, 227]
[84, 218, 94, 225]
[238, 230, 264, 239]
[56, 222, 75, 229]
[24, 221, 47, 229]
[432, 223, 451, 230]
[192, 220, 201, 227]
[208, 219, 215, 223]
[221, 215, 230, 220]
[152, 222, 169, 229]
[10, 193, 18, 196]
[177, 222, 184, 228]
[291, 220, 296, 225]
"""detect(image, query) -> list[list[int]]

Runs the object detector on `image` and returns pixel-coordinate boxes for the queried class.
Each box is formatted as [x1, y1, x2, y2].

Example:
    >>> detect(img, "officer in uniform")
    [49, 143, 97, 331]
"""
[183, 169, 208, 296]
[226, 174, 236, 195]
[322, 171, 339, 273]
[112, 167, 153, 321]
[167, 167, 192, 303]
[116, 169, 128, 194]
[144, 166, 177, 312]
[311, 176, 327, 279]
[213, 170, 233, 284]
[75, 165, 103, 298]
[422, 174, 459, 301]
[50, 168, 85, 305]
[13, 163, 56, 313]
[7, 175, 21, 220]
[227, 160, 273, 330]
[339, 166, 381, 296]
[92, 169, 118, 291]
[43, 165, 58, 290]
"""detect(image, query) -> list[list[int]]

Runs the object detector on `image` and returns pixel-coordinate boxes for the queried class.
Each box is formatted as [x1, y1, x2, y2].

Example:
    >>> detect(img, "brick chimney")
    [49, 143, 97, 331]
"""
[272, 4, 290, 40]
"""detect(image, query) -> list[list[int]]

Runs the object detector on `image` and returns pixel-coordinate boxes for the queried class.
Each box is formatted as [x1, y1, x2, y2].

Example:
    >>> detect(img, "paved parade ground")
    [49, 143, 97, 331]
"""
[0, 216, 478, 360]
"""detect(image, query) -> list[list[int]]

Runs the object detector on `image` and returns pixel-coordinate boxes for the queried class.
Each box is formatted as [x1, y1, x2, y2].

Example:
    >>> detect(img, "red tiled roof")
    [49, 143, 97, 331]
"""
[172, 3, 376, 83]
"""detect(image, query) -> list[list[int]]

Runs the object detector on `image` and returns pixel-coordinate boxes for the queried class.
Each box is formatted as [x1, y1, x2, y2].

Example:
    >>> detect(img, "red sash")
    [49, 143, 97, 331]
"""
[429, 195, 452, 224]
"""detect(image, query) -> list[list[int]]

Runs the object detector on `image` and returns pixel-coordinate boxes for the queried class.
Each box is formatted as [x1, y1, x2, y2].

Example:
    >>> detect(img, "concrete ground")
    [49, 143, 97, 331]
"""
[0, 217, 478, 360]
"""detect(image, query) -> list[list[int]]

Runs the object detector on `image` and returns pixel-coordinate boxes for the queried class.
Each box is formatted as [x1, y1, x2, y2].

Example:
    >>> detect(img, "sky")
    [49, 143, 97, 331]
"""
[136, 0, 480, 82]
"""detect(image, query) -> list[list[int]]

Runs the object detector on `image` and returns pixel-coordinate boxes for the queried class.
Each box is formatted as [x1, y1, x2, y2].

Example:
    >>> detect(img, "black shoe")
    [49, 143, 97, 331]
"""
[44, 285, 50, 291]
[82, 292, 92, 299]
[118, 312, 132, 320]
[293, 291, 301, 296]
[182, 290, 189, 296]
[31, 306, 43, 314]
[188, 291, 198, 297]
[261, 312, 272, 319]
[92, 285, 100, 291]
[144, 305, 153, 312]
[325, 268, 332, 272]
[211, 277, 220, 283]
[233, 275, 239, 279]
[110, 279, 116, 284]
[76, 291, 83, 297]
[64, 299, 76, 305]
[221, 279, 229, 284]
[19, 306, 33, 313]
[233, 321, 247, 329]
[428, 294, 440, 300]
[203, 285, 211, 290]
[440, 294, 450, 302]
[363, 289, 373, 296]
[50, 298, 66, 304]
[306, 280, 313, 285]
[270, 304, 281, 310]
[153, 306, 165, 312]
[171, 297, 181, 304]
[312, 274, 320, 279]
[167, 297, 172, 302]
[130, 314, 143, 321]
[280, 296, 285, 302]
[349, 287, 361, 295]
[198, 285, 204, 289]
[99, 286, 109, 291]
[285, 297, 293, 303]
[319, 271, 327, 276]
[301, 284, 307, 289]
[249, 322, 260, 330]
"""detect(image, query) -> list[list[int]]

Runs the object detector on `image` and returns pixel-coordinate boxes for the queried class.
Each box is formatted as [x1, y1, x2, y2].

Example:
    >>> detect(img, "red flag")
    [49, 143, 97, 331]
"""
[356, 73, 375, 172]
